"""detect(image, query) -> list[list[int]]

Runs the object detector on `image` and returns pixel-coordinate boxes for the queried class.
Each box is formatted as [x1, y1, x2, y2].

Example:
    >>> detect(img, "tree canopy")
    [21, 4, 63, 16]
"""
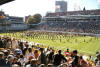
[26, 14, 42, 24]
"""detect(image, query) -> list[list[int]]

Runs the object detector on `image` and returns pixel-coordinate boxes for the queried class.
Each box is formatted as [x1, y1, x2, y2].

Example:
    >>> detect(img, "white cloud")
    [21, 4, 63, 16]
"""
[98, 0, 100, 3]
[0, 0, 55, 17]
[0, 0, 98, 17]
[98, 0, 100, 7]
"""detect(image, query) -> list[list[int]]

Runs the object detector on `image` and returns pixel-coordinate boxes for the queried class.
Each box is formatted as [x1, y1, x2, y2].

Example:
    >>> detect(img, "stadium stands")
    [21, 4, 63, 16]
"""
[38, 10, 100, 34]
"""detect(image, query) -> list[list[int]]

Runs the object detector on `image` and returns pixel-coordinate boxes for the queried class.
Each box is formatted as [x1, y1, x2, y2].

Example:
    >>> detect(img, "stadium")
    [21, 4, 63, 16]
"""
[0, 0, 100, 67]
[38, 9, 100, 34]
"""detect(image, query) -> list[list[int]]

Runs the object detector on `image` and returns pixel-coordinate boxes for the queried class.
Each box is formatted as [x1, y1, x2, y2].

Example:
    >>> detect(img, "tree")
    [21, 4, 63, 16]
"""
[34, 14, 42, 23]
[26, 14, 42, 24]
[26, 16, 36, 24]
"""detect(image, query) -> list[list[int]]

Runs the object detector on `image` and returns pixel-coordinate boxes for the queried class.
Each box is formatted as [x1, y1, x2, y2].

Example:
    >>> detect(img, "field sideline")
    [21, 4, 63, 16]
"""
[0, 31, 100, 56]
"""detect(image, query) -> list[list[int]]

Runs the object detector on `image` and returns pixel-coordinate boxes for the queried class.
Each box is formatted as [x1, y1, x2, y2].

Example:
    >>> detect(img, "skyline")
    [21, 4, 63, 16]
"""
[0, 0, 99, 17]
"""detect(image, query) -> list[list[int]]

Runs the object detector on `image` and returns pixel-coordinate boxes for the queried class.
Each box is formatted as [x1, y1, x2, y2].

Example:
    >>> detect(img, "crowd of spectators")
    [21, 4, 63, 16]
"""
[40, 9, 100, 34]
[38, 21, 100, 33]
[0, 36, 100, 67]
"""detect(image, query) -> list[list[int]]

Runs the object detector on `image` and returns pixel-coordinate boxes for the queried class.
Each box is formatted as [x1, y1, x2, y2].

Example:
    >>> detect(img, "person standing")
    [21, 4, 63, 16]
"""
[38, 48, 47, 65]
[71, 50, 79, 67]
[53, 50, 67, 67]
[12, 38, 18, 50]
[65, 48, 70, 57]
[0, 37, 3, 48]
[48, 50, 54, 64]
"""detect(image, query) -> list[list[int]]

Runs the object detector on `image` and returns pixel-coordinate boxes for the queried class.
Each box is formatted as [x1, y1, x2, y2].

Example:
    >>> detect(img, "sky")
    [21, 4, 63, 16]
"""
[0, 0, 99, 17]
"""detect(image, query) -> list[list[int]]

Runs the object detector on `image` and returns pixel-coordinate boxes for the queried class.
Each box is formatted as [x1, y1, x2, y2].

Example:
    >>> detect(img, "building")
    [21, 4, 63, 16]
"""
[40, 9, 100, 33]
[55, 0, 67, 12]
[46, 9, 100, 17]
[0, 0, 28, 31]
[0, 11, 28, 31]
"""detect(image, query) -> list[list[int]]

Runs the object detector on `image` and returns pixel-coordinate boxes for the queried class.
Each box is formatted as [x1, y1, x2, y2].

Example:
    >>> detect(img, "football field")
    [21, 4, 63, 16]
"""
[0, 31, 100, 56]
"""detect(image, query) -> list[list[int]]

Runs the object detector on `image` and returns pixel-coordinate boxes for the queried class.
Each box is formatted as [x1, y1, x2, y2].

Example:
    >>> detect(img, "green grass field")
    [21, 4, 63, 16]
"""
[0, 32, 100, 56]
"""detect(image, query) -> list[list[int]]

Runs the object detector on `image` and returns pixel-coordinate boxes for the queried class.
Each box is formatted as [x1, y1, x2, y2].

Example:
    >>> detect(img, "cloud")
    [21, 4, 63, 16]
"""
[0, 0, 55, 17]
[98, 0, 100, 4]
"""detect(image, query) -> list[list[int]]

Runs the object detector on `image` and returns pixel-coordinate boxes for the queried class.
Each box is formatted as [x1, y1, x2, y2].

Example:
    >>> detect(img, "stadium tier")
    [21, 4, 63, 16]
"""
[0, 11, 28, 31]
[46, 9, 100, 17]
[38, 9, 100, 33]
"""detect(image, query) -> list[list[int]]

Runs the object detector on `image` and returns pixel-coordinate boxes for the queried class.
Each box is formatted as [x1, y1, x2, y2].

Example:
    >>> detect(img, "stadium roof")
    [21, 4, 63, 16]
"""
[0, 0, 14, 5]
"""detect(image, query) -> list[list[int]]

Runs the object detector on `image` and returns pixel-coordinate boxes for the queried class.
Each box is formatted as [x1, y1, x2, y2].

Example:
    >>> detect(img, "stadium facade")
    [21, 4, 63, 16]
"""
[0, 11, 28, 32]
[40, 9, 100, 33]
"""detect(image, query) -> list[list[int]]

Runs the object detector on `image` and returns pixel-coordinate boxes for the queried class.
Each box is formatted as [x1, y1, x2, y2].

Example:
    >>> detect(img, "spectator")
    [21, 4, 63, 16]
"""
[0, 37, 4, 48]
[12, 64, 20, 67]
[38, 48, 47, 65]
[27, 48, 34, 59]
[12, 57, 21, 67]
[2, 38, 7, 48]
[19, 41, 23, 51]
[12, 38, 18, 50]
[48, 50, 54, 64]
[53, 50, 67, 66]
[6, 55, 14, 67]
[65, 48, 70, 57]
[25, 56, 33, 66]
[3, 50, 9, 59]
[78, 56, 90, 67]
[95, 54, 100, 67]
[0, 52, 8, 66]
[23, 43, 29, 55]
[34, 49, 39, 60]
[26, 59, 38, 67]
[14, 48, 22, 55]
[19, 54, 25, 67]
[71, 50, 79, 67]
[6, 39, 12, 49]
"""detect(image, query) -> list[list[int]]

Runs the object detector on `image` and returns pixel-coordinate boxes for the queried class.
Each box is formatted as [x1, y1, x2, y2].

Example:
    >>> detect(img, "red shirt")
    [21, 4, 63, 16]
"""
[65, 51, 70, 56]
